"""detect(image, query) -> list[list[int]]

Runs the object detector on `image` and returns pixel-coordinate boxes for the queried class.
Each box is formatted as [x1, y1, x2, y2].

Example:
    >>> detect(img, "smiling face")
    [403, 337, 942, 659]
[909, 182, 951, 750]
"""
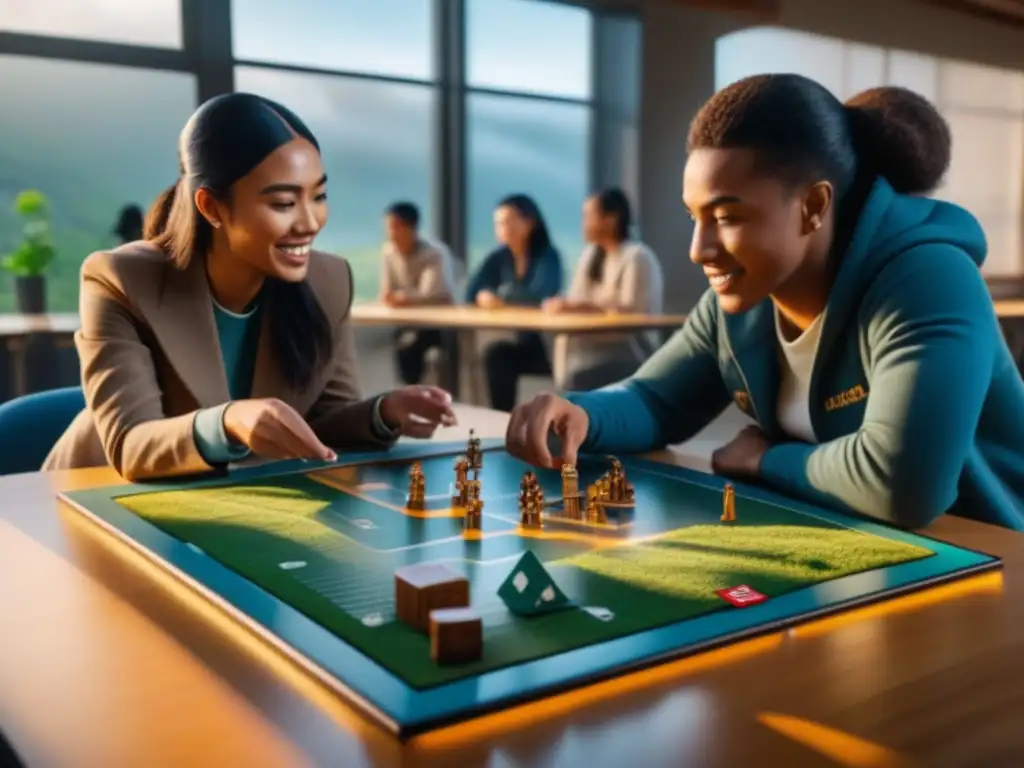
[197, 137, 327, 283]
[683, 147, 833, 314]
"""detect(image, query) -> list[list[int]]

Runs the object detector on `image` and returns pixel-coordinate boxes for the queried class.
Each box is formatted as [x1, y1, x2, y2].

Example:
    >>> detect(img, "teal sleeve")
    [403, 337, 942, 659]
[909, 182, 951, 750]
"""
[759, 245, 997, 529]
[193, 404, 251, 464]
[564, 288, 731, 453]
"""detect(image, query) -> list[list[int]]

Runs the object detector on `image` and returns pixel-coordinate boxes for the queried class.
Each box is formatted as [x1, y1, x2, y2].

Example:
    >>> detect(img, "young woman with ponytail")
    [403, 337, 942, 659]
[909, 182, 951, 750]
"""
[46, 92, 456, 481]
[506, 74, 1024, 531]
[543, 187, 664, 391]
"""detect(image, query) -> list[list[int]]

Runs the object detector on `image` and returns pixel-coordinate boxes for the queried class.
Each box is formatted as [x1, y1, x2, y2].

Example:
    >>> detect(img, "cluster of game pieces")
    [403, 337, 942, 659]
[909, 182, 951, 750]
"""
[519, 457, 635, 528]
[405, 430, 485, 533]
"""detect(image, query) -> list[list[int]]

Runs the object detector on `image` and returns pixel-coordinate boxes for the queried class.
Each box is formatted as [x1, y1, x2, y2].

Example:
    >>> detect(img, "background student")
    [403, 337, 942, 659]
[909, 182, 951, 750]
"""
[544, 187, 664, 391]
[379, 200, 456, 385]
[465, 193, 563, 411]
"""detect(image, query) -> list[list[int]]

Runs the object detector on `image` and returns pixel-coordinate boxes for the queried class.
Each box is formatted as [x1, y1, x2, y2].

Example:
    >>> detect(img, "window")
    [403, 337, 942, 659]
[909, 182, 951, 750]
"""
[465, 0, 594, 280]
[715, 28, 846, 96]
[0, 0, 182, 49]
[467, 0, 592, 99]
[0, 56, 195, 312]
[715, 27, 1024, 275]
[231, 0, 434, 81]
[467, 94, 590, 269]
[235, 66, 435, 301]
[934, 60, 1024, 276]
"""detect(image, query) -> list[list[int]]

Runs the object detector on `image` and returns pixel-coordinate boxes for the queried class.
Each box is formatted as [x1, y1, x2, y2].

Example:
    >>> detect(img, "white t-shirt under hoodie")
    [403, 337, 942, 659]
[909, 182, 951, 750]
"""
[774, 306, 824, 444]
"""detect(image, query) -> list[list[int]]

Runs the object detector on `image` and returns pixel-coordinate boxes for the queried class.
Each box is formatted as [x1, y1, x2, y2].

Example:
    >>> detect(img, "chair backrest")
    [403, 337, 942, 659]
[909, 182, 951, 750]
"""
[0, 386, 85, 475]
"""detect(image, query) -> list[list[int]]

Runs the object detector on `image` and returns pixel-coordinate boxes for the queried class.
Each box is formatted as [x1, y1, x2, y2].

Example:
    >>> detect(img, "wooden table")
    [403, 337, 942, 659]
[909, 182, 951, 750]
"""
[349, 302, 688, 332]
[1, 404, 1020, 767]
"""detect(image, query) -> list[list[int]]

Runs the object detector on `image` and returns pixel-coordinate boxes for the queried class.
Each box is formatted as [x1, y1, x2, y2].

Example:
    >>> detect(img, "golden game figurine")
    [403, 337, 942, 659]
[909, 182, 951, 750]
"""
[466, 429, 482, 470]
[463, 481, 483, 531]
[561, 464, 582, 519]
[519, 471, 542, 527]
[407, 462, 426, 510]
[721, 482, 736, 522]
[452, 456, 470, 507]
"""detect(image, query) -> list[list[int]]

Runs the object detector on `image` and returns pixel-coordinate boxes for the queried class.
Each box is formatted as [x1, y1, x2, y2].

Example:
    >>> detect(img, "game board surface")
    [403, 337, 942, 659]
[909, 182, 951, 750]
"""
[60, 439, 1001, 737]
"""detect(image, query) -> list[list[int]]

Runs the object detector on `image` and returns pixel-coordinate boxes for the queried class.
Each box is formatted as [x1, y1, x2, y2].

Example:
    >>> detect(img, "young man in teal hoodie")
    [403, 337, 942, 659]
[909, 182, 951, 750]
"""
[506, 74, 1024, 531]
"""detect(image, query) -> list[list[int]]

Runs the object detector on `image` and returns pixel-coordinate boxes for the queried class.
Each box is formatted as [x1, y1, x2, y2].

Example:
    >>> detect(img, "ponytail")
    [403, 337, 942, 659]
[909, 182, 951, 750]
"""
[844, 87, 951, 195]
[150, 177, 216, 270]
[143, 182, 180, 240]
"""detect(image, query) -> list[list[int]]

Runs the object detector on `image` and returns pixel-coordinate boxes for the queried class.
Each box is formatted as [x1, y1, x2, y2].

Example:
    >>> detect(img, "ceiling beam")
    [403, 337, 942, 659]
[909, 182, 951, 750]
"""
[917, 0, 1024, 25]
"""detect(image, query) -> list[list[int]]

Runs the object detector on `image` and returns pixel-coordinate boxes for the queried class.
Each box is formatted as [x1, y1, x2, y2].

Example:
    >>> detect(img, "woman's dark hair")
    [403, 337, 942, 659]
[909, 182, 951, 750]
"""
[113, 204, 144, 243]
[497, 193, 554, 257]
[587, 187, 632, 283]
[386, 201, 420, 229]
[150, 92, 332, 392]
[687, 74, 951, 220]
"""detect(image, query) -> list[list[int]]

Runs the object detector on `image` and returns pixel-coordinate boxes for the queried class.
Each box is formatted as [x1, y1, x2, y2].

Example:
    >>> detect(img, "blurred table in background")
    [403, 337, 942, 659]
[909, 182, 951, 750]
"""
[349, 302, 688, 403]
[0, 313, 79, 399]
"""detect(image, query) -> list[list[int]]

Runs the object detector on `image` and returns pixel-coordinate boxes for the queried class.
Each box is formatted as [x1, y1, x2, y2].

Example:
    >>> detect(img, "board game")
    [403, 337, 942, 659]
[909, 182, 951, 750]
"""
[59, 436, 1001, 738]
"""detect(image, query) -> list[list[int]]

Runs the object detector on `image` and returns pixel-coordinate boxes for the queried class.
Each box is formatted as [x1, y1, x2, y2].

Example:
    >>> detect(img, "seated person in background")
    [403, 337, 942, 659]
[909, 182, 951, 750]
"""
[113, 204, 144, 244]
[543, 187, 664, 391]
[44, 92, 456, 481]
[505, 75, 1024, 532]
[379, 200, 456, 384]
[465, 194, 563, 411]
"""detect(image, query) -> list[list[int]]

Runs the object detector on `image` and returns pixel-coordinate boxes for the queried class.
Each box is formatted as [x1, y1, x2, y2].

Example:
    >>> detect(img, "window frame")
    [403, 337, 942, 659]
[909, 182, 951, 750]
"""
[0, 0, 638, 274]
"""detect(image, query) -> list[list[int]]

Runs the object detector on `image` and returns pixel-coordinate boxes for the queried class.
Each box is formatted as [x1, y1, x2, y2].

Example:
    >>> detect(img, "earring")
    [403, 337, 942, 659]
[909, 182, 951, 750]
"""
[211, 221, 221, 229]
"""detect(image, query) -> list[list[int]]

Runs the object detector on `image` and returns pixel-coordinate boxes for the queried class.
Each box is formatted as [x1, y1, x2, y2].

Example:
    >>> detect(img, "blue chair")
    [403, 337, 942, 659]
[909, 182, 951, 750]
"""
[0, 386, 85, 475]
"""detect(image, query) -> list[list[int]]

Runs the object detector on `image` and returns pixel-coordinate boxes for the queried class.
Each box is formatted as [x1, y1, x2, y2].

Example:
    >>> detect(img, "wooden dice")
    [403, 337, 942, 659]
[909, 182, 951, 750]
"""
[430, 607, 483, 665]
[395, 563, 469, 634]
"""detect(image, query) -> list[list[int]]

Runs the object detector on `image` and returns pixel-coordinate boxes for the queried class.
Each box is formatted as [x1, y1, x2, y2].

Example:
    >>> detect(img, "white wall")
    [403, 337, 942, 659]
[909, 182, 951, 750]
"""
[715, 27, 1024, 276]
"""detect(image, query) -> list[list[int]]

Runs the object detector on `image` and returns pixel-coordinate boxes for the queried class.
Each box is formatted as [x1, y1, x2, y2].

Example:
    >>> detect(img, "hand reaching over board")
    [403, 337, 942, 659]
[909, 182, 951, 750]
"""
[223, 398, 336, 462]
[380, 385, 458, 439]
[506, 393, 590, 469]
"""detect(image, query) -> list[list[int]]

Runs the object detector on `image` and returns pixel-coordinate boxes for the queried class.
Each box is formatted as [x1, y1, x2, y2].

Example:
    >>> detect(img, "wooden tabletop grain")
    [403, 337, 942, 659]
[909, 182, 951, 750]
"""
[0, 404, 1021, 767]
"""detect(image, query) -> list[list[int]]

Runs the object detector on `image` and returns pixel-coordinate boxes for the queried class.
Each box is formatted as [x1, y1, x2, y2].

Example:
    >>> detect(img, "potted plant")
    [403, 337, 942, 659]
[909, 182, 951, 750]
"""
[2, 189, 55, 314]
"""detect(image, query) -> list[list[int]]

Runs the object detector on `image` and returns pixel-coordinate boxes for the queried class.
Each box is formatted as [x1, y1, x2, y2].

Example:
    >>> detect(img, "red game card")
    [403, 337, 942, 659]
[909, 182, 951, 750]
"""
[715, 584, 767, 607]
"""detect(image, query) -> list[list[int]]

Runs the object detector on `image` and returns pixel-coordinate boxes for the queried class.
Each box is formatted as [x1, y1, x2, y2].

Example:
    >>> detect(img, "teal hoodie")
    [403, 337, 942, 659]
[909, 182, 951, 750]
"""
[566, 177, 1024, 531]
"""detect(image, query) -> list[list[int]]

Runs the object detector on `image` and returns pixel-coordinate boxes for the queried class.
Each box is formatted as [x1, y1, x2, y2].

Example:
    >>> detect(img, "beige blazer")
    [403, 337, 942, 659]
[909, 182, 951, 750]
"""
[44, 242, 390, 481]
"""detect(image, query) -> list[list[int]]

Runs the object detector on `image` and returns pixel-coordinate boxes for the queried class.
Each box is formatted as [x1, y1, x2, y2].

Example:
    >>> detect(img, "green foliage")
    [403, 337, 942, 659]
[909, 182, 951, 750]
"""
[2, 189, 56, 277]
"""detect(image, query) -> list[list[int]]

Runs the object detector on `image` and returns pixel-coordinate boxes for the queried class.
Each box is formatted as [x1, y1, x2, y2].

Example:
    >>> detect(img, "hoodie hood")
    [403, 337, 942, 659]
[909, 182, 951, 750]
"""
[825, 176, 987, 331]
[718, 176, 988, 440]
